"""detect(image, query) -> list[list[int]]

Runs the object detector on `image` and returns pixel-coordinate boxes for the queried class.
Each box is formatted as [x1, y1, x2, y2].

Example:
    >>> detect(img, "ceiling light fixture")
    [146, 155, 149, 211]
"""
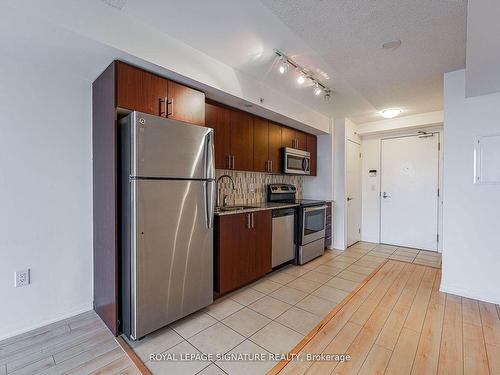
[274, 49, 333, 98]
[380, 108, 402, 118]
[324, 90, 332, 101]
[313, 83, 322, 96]
[278, 57, 289, 74]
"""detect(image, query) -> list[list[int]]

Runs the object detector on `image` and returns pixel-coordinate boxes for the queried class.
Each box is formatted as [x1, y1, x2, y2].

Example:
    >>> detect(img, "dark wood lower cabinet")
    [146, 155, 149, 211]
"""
[215, 210, 272, 295]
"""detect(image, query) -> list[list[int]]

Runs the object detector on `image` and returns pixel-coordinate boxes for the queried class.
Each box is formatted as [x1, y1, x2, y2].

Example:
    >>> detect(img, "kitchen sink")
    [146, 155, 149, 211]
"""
[216, 205, 259, 212]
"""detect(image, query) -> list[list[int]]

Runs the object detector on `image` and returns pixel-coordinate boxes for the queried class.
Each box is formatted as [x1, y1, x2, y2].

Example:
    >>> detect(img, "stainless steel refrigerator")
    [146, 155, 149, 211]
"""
[120, 111, 215, 340]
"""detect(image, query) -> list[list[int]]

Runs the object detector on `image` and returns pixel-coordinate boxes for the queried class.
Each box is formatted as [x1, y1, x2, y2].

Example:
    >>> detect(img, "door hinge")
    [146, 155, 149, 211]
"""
[359, 152, 362, 158]
[437, 188, 440, 197]
[437, 234, 439, 242]
[438, 142, 441, 151]
[358, 228, 361, 234]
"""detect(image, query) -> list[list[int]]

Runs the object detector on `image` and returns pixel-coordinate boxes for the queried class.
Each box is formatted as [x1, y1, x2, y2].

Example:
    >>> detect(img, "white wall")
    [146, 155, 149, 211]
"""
[361, 127, 444, 248]
[441, 69, 500, 304]
[0, 57, 92, 339]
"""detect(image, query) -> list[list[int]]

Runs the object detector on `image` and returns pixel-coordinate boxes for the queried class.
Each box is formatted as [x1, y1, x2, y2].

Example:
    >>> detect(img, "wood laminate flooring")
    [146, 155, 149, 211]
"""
[269, 258, 500, 375]
[0, 311, 139, 375]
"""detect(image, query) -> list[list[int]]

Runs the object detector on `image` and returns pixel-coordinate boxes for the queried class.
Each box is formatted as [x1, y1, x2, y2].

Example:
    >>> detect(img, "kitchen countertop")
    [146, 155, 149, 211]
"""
[215, 202, 299, 216]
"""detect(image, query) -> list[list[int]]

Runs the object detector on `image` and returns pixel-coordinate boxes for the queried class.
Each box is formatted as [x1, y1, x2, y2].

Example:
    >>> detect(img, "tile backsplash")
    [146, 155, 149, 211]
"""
[215, 170, 303, 205]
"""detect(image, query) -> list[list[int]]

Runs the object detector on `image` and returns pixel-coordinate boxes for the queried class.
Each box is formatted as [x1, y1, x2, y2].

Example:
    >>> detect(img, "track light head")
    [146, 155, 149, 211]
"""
[278, 57, 289, 74]
[297, 74, 305, 85]
[314, 83, 322, 96]
[324, 91, 332, 101]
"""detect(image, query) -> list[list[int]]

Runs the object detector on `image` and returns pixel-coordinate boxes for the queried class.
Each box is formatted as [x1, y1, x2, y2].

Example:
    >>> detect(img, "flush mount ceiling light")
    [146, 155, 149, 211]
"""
[380, 108, 403, 118]
[274, 49, 333, 99]
[382, 39, 402, 50]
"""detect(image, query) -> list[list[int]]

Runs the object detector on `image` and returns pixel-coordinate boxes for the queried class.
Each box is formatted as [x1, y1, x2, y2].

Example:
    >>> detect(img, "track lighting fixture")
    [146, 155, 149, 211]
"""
[274, 49, 333, 99]
[278, 57, 289, 74]
[314, 83, 322, 96]
[324, 91, 331, 101]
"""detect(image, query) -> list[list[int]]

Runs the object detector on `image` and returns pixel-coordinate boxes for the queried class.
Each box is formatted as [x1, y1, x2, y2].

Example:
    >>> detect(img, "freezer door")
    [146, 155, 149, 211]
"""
[130, 179, 214, 339]
[130, 112, 214, 180]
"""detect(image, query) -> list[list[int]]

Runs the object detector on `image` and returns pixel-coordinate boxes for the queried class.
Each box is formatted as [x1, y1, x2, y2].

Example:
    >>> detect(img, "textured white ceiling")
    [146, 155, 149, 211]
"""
[260, 0, 467, 122]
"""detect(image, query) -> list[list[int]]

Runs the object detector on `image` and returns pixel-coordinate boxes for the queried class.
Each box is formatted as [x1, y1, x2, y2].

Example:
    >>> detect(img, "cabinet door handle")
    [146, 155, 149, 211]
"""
[231, 155, 235, 170]
[167, 97, 174, 117]
[251, 213, 255, 228]
[226, 155, 230, 169]
[159, 97, 167, 117]
[270, 160, 273, 172]
[247, 213, 251, 229]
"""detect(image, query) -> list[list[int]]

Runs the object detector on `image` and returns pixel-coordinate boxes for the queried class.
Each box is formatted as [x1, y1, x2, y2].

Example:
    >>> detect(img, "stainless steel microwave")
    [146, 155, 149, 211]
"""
[282, 147, 310, 175]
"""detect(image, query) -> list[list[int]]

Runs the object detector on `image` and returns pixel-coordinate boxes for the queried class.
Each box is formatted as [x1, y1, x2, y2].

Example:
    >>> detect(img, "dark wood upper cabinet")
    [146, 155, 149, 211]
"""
[116, 61, 168, 116]
[253, 117, 269, 173]
[268, 122, 282, 173]
[281, 127, 296, 149]
[206, 102, 231, 169]
[307, 134, 318, 176]
[167, 80, 205, 126]
[229, 109, 254, 171]
[295, 130, 308, 151]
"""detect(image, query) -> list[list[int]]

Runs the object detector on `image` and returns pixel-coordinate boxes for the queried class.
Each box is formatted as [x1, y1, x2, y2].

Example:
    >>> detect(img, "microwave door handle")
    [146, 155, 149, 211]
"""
[304, 205, 327, 212]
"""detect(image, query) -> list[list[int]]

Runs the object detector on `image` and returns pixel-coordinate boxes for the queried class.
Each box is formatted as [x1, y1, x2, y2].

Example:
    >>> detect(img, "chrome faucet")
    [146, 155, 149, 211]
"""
[216, 174, 235, 207]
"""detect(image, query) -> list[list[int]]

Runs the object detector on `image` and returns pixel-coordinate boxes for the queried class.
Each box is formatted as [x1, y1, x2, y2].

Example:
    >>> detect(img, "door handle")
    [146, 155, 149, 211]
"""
[167, 97, 174, 117]
[270, 160, 273, 172]
[251, 212, 255, 228]
[247, 213, 251, 229]
[382, 192, 391, 199]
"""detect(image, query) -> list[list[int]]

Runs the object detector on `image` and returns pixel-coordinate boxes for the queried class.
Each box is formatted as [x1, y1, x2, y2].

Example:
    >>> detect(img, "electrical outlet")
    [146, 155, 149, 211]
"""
[15, 269, 30, 287]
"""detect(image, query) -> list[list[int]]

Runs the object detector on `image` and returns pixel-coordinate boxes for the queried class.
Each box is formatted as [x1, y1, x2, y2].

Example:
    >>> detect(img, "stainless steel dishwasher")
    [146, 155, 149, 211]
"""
[272, 208, 296, 267]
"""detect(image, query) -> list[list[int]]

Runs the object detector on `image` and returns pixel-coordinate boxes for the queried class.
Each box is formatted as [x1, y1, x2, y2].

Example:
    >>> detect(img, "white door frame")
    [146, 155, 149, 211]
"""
[378, 132, 442, 251]
[346, 139, 362, 247]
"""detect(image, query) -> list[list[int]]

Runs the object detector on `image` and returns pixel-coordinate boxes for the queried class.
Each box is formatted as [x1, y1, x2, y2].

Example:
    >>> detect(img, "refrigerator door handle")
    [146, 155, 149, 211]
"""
[205, 180, 215, 229]
[204, 130, 215, 180]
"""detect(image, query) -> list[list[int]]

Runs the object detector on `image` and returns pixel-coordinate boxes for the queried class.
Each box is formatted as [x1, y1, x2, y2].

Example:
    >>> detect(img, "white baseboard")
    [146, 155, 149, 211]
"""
[0, 304, 92, 341]
[439, 284, 500, 305]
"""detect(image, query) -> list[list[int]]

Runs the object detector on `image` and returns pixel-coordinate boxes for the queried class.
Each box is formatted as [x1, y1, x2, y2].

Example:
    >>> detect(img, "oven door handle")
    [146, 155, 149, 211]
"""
[303, 205, 327, 213]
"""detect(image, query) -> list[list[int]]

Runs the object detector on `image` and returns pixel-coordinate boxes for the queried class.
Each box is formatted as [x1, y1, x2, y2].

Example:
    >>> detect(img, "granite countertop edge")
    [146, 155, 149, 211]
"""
[215, 202, 299, 216]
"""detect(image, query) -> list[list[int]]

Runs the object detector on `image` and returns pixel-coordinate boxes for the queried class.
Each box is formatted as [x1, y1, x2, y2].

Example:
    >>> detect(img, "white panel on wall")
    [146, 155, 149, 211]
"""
[474, 134, 500, 184]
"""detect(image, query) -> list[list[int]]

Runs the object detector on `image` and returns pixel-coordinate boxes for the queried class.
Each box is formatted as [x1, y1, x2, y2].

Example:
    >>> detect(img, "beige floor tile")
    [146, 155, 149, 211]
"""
[349, 242, 378, 251]
[248, 296, 292, 320]
[229, 288, 265, 306]
[250, 322, 303, 355]
[287, 278, 322, 293]
[346, 264, 374, 276]
[216, 339, 276, 375]
[312, 285, 349, 303]
[375, 244, 399, 252]
[314, 264, 344, 276]
[222, 308, 271, 337]
[188, 323, 244, 355]
[169, 311, 217, 339]
[353, 259, 381, 269]
[323, 260, 353, 269]
[126, 326, 184, 361]
[250, 279, 282, 294]
[326, 277, 360, 293]
[394, 247, 419, 256]
[299, 271, 332, 284]
[389, 254, 416, 262]
[295, 295, 338, 317]
[368, 251, 391, 258]
[146, 340, 210, 375]
[197, 363, 227, 375]
[362, 255, 387, 263]
[205, 299, 244, 321]
[270, 286, 308, 305]
[265, 270, 297, 285]
[281, 266, 310, 277]
[275, 307, 321, 335]
[301, 257, 327, 270]
[337, 270, 368, 283]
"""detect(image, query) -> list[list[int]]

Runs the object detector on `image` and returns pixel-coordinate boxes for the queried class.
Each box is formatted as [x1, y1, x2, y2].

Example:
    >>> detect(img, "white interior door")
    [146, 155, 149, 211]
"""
[380, 134, 439, 251]
[346, 140, 362, 246]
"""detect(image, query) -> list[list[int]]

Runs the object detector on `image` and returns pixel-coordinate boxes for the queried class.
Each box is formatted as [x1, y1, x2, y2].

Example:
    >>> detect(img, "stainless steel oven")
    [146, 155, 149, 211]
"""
[298, 202, 327, 264]
[283, 147, 310, 175]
